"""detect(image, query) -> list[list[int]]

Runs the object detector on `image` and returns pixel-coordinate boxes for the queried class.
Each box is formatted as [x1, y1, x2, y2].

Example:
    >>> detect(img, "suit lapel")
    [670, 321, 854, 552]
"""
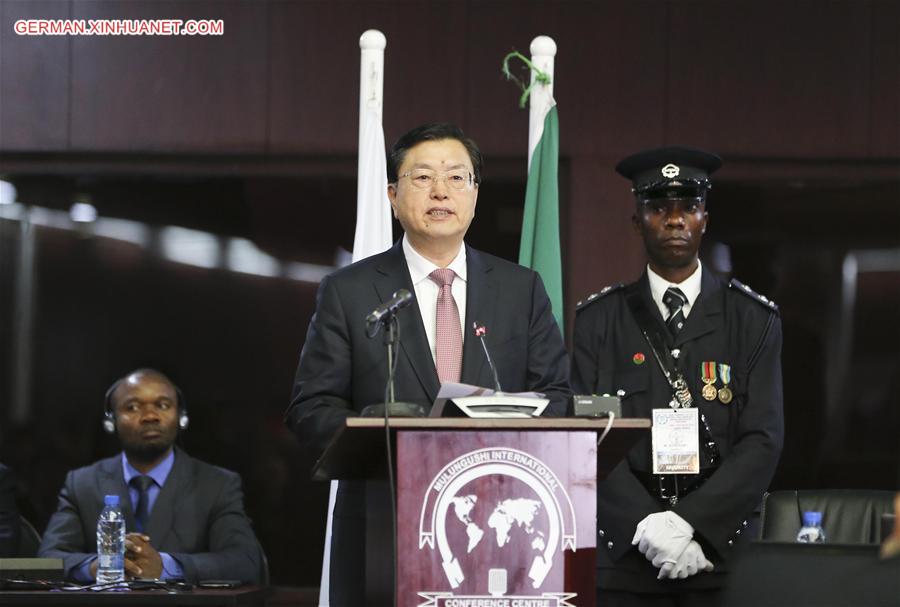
[460, 247, 495, 387]
[145, 448, 186, 545]
[374, 243, 441, 402]
[674, 269, 724, 347]
[98, 456, 135, 530]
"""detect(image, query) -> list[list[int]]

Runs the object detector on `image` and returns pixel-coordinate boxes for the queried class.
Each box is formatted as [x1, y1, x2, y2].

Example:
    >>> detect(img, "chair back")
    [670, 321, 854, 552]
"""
[16, 515, 41, 557]
[760, 489, 895, 544]
[259, 543, 270, 587]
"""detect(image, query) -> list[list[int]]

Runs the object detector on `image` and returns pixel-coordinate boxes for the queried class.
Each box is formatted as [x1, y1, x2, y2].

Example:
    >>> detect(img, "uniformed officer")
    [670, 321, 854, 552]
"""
[572, 146, 784, 605]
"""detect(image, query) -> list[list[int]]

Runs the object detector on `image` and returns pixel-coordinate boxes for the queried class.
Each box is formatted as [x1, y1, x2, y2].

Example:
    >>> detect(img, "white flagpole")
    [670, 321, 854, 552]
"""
[358, 30, 385, 165]
[527, 35, 556, 170]
[319, 29, 390, 607]
[352, 29, 391, 263]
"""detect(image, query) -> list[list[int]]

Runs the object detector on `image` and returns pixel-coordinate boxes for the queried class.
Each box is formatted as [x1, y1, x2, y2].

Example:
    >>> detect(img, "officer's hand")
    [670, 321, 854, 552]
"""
[659, 539, 714, 580]
[632, 511, 694, 568]
[124, 533, 162, 579]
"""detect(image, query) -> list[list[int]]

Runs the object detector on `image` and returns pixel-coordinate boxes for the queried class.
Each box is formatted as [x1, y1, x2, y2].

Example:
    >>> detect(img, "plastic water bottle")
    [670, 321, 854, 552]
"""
[796, 510, 826, 543]
[96, 495, 125, 584]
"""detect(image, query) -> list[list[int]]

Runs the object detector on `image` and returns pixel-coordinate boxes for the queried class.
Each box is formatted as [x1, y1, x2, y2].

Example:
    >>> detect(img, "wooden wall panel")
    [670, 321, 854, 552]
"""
[1, 0, 895, 162]
[69, 0, 268, 152]
[666, 0, 872, 158]
[464, 1, 667, 158]
[267, 1, 361, 154]
[869, 0, 899, 157]
[377, 2, 468, 145]
[566, 157, 645, 319]
[268, 1, 468, 154]
[0, 0, 70, 151]
[553, 1, 668, 158]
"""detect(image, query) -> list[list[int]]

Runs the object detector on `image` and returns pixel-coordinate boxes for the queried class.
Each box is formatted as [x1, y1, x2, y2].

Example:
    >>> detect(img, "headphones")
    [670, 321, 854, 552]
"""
[102, 371, 189, 434]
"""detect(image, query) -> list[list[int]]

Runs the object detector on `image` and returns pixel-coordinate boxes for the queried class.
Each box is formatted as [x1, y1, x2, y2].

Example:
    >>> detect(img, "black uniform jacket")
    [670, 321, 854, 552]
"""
[285, 240, 570, 605]
[572, 269, 783, 592]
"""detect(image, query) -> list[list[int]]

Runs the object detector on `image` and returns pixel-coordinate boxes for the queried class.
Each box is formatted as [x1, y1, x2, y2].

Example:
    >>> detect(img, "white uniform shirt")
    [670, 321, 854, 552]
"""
[647, 261, 703, 322]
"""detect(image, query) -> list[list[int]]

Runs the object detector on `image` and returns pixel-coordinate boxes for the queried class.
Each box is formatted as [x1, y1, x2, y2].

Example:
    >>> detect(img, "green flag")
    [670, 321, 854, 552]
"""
[519, 105, 563, 330]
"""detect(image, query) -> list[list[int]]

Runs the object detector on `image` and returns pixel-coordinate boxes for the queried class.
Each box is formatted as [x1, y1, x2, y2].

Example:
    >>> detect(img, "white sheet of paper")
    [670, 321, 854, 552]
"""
[651, 407, 700, 474]
[430, 382, 547, 418]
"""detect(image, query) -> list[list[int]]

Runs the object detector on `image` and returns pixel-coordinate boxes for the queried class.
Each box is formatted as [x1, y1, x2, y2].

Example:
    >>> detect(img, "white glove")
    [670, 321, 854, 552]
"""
[659, 539, 714, 580]
[631, 511, 694, 569]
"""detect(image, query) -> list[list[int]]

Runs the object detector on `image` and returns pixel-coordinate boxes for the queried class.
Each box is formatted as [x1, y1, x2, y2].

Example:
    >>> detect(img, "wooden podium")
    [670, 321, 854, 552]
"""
[315, 418, 649, 607]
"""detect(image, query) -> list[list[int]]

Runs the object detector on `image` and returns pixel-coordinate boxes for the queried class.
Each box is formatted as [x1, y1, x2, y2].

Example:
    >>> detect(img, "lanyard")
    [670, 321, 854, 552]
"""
[625, 286, 721, 468]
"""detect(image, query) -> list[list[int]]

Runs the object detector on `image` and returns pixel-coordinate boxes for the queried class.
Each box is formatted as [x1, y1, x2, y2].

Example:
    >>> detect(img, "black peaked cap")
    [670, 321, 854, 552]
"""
[616, 146, 722, 196]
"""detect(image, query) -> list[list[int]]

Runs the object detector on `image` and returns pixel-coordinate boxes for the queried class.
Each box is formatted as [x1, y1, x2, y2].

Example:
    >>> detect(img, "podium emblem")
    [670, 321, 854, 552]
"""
[417, 447, 577, 605]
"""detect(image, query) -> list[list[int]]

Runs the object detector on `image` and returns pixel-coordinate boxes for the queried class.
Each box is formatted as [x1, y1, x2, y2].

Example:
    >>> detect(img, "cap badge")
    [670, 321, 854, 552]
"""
[661, 164, 680, 178]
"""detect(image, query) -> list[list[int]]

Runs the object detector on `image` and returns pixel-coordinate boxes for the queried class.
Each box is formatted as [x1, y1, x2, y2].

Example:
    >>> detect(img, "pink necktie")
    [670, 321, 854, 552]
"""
[428, 269, 462, 383]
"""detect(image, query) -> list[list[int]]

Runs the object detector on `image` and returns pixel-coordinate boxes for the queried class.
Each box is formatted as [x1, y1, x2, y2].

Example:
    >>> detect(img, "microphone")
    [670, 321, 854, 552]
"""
[366, 289, 414, 326]
[473, 322, 503, 393]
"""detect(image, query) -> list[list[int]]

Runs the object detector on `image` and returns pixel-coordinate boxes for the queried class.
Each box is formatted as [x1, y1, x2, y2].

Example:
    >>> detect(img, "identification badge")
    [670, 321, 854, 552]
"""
[651, 407, 700, 475]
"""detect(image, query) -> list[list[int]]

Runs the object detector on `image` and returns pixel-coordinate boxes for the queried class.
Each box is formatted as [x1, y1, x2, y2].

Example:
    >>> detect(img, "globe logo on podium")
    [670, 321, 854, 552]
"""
[418, 448, 577, 603]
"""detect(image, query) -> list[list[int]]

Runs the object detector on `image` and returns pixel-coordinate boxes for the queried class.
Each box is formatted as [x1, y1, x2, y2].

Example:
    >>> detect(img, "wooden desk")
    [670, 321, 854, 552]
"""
[0, 587, 268, 606]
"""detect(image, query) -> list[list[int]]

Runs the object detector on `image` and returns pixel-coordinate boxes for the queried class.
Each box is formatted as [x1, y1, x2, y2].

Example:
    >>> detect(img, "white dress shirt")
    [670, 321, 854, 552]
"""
[402, 235, 467, 364]
[647, 261, 703, 322]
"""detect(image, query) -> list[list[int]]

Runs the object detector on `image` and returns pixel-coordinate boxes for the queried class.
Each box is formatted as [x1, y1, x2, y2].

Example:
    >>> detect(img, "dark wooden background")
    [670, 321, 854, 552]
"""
[0, 0, 897, 588]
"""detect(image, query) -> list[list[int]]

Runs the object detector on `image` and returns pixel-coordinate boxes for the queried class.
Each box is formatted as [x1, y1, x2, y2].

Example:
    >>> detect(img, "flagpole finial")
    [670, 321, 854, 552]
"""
[359, 29, 386, 50]
[530, 35, 556, 58]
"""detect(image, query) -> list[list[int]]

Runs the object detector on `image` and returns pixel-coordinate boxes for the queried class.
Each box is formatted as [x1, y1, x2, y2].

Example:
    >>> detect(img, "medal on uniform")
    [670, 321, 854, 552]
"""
[717, 363, 733, 404]
[701, 361, 718, 401]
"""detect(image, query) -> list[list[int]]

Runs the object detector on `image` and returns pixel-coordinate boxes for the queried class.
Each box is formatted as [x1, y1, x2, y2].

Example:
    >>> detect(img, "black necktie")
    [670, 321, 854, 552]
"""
[130, 475, 154, 533]
[663, 287, 688, 336]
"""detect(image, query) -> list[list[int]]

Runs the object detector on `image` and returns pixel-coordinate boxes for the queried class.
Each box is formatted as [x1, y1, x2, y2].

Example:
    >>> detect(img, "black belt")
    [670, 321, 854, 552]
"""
[635, 468, 718, 507]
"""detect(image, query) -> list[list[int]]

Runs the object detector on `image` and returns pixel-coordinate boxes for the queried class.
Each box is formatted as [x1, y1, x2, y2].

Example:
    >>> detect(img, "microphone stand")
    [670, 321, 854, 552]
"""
[477, 329, 503, 394]
[361, 310, 424, 606]
[384, 315, 399, 404]
[475, 322, 503, 394]
[360, 313, 425, 418]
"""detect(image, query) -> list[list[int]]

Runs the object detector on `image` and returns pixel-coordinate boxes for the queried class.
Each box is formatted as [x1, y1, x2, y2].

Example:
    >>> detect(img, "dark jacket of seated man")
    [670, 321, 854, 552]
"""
[38, 368, 262, 584]
[38, 447, 263, 584]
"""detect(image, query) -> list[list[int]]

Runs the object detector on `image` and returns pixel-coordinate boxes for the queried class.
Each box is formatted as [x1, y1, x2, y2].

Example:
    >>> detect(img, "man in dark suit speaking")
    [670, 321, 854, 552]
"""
[285, 123, 570, 605]
[39, 369, 263, 584]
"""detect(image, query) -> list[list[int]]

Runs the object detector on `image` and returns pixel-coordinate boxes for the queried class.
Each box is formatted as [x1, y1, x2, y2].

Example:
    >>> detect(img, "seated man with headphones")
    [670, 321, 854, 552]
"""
[38, 368, 263, 584]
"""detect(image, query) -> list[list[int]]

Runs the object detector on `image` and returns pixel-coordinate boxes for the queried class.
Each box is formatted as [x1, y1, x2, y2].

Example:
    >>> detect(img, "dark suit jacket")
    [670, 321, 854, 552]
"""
[285, 241, 571, 605]
[38, 448, 263, 584]
[572, 270, 783, 592]
[0, 464, 19, 558]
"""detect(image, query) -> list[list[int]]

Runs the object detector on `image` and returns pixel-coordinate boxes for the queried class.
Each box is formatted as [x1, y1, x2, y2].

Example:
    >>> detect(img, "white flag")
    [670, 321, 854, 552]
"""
[320, 106, 392, 607]
[352, 106, 392, 262]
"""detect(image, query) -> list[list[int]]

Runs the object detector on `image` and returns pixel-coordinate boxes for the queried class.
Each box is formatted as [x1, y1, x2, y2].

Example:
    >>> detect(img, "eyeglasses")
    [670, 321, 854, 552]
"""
[399, 168, 474, 191]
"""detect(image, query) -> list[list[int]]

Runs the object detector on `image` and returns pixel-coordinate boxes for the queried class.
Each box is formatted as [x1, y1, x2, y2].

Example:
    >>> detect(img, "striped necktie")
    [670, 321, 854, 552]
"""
[663, 286, 688, 336]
